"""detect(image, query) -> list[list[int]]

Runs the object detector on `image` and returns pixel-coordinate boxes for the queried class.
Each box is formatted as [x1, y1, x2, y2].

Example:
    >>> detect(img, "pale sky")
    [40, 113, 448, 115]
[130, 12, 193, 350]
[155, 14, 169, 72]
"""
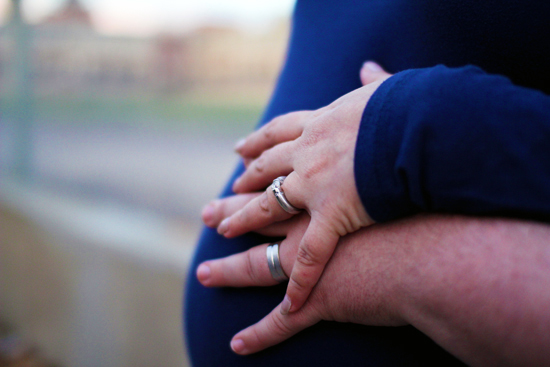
[0, 0, 296, 36]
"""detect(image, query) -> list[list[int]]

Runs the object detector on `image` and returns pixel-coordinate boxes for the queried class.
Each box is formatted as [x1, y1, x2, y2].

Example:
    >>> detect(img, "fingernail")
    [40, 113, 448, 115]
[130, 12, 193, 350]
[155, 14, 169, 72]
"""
[280, 295, 291, 315]
[201, 203, 215, 226]
[363, 61, 383, 72]
[197, 264, 211, 284]
[231, 338, 246, 354]
[217, 218, 230, 235]
[234, 138, 246, 152]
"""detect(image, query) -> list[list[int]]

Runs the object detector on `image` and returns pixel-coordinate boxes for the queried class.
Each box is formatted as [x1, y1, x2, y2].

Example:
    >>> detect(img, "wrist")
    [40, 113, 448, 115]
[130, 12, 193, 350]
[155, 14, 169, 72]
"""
[353, 68, 422, 222]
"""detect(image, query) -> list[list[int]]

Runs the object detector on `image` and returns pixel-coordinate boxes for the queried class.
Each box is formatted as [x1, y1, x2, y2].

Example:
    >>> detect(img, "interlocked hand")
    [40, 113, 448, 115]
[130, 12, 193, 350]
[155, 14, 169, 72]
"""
[203, 62, 393, 314]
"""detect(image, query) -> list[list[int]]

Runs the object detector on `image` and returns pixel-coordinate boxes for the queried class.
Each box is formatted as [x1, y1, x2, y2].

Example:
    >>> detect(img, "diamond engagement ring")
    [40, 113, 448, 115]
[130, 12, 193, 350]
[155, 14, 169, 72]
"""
[271, 176, 301, 214]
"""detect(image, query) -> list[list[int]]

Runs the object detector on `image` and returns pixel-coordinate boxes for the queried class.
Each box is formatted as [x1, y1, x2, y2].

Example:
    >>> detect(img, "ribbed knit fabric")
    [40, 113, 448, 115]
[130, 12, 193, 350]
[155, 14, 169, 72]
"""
[355, 66, 550, 222]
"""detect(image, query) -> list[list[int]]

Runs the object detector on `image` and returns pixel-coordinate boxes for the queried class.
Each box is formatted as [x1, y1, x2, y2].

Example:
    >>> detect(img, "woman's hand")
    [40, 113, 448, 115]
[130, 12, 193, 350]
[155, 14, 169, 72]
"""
[209, 62, 393, 314]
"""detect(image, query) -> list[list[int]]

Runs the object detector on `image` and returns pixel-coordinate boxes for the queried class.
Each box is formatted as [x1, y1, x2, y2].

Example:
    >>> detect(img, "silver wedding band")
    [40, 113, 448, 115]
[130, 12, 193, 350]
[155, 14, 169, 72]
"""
[266, 243, 288, 282]
[271, 176, 301, 214]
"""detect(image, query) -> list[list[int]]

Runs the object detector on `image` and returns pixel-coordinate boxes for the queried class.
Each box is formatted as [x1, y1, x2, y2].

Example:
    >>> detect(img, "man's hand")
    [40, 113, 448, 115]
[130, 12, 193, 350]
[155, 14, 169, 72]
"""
[199, 214, 550, 366]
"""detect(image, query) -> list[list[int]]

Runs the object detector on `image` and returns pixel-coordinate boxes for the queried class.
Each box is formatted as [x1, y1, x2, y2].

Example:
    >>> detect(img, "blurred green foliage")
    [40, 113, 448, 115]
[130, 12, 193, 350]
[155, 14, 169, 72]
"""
[1, 94, 263, 133]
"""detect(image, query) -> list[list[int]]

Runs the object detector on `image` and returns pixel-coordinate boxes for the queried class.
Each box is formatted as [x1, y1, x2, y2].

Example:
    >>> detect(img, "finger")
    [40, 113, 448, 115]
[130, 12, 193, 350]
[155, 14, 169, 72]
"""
[230, 302, 320, 355]
[254, 218, 298, 237]
[235, 111, 308, 158]
[197, 244, 278, 288]
[281, 218, 340, 314]
[198, 236, 296, 288]
[243, 157, 253, 168]
[360, 61, 392, 85]
[233, 141, 295, 193]
[271, 171, 305, 210]
[218, 173, 305, 238]
[254, 211, 311, 237]
[201, 193, 260, 228]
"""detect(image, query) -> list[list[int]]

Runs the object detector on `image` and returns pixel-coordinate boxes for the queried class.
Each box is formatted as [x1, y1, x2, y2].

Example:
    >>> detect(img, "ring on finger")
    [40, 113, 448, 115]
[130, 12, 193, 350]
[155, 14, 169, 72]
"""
[271, 176, 301, 214]
[266, 243, 288, 282]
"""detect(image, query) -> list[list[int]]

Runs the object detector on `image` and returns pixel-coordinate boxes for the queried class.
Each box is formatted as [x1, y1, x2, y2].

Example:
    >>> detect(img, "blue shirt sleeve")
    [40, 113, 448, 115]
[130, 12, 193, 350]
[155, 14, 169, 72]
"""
[354, 65, 550, 223]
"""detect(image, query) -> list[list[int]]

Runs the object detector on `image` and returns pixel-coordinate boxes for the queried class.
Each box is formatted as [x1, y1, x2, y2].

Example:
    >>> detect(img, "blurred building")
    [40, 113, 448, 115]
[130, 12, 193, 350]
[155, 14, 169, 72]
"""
[0, 0, 289, 97]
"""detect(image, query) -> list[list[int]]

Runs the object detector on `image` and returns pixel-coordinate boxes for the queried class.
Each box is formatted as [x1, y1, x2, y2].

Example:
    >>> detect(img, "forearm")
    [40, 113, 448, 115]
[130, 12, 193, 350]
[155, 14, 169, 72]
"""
[198, 210, 550, 362]
[386, 216, 550, 366]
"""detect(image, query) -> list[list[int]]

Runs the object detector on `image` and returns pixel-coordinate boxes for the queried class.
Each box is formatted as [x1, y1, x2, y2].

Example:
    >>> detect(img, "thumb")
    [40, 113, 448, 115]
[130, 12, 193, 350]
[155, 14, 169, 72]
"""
[360, 61, 392, 86]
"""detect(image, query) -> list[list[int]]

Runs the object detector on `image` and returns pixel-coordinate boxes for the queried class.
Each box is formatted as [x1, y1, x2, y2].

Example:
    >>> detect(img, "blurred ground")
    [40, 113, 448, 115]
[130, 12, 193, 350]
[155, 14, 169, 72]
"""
[0, 96, 261, 367]
[0, 203, 193, 367]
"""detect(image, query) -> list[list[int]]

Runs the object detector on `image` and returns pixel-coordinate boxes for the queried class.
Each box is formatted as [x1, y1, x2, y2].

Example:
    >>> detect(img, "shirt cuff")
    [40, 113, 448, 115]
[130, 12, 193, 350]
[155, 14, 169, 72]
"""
[353, 68, 423, 222]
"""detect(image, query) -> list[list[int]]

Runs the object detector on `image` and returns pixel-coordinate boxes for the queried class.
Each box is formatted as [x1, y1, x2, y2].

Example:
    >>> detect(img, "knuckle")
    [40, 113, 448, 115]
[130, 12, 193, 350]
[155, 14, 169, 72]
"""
[301, 158, 328, 180]
[249, 327, 264, 347]
[254, 154, 265, 173]
[249, 324, 276, 350]
[269, 313, 293, 337]
[262, 120, 277, 141]
[296, 242, 323, 268]
[311, 107, 327, 118]
[300, 121, 328, 146]
[259, 192, 271, 214]
[235, 207, 251, 226]
[244, 250, 260, 284]
[299, 131, 318, 148]
[289, 277, 309, 294]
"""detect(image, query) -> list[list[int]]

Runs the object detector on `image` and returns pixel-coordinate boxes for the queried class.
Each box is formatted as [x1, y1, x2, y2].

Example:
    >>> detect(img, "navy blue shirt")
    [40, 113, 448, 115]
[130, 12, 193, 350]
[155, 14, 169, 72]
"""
[186, 1, 550, 366]
[356, 65, 550, 222]
[265, 0, 550, 223]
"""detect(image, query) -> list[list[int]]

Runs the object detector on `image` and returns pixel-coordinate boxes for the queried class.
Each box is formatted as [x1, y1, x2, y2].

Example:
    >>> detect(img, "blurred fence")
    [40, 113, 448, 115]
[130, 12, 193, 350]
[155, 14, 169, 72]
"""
[0, 0, 290, 366]
[0, 0, 289, 183]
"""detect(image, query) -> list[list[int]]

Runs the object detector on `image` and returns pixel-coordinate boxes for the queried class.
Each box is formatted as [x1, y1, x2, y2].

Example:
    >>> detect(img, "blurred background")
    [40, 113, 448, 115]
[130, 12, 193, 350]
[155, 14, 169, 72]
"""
[0, 0, 294, 365]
